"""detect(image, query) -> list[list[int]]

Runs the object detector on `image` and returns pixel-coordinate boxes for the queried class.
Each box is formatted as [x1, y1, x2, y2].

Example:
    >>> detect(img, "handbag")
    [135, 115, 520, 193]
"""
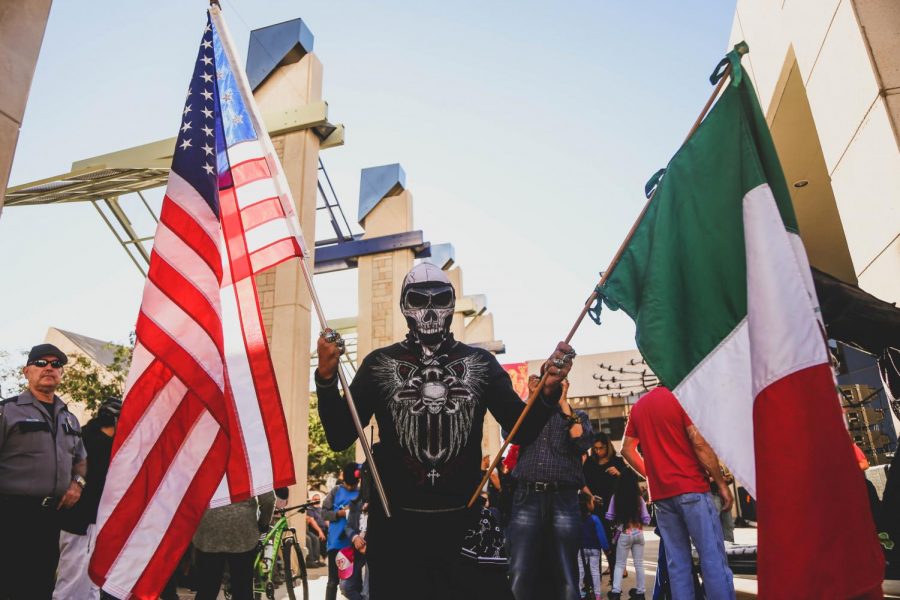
[459, 506, 508, 566]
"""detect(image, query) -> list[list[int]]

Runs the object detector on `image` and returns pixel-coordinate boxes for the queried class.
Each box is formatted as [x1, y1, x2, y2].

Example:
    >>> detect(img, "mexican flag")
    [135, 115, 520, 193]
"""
[598, 54, 884, 598]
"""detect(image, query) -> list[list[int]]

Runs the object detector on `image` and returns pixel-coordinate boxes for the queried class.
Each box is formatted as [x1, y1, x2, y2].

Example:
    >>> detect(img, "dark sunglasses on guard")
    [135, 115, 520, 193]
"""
[29, 359, 65, 369]
[404, 289, 454, 309]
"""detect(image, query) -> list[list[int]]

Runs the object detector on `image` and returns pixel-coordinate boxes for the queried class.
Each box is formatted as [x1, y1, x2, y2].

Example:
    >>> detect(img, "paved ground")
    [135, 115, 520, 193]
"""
[182, 527, 900, 599]
[293, 530, 761, 599]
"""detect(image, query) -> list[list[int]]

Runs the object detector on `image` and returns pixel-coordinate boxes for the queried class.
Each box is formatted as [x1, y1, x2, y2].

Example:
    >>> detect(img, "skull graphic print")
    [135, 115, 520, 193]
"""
[375, 353, 488, 470]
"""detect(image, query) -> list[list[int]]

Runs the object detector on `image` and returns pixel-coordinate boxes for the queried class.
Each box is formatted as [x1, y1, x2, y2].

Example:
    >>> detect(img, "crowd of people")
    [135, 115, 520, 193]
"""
[311, 262, 753, 600]
[2, 263, 896, 600]
[310, 367, 740, 600]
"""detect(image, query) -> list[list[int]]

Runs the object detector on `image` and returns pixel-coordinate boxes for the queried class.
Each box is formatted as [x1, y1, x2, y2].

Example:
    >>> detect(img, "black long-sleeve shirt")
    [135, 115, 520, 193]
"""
[60, 418, 112, 535]
[317, 334, 557, 511]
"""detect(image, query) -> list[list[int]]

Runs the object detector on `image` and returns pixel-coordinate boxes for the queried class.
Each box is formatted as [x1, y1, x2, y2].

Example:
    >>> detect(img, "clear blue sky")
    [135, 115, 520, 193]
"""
[0, 0, 737, 365]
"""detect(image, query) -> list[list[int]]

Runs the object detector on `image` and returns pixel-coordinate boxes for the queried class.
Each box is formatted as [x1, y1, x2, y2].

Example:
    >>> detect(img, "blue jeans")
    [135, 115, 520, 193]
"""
[612, 529, 645, 594]
[339, 551, 366, 600]
[654, 492, 735, 600]
[507, 487, 581, 600]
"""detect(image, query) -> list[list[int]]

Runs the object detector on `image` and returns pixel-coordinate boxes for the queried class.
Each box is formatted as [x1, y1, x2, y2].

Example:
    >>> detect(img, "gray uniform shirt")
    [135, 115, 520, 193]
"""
[0, 391, 87, 497]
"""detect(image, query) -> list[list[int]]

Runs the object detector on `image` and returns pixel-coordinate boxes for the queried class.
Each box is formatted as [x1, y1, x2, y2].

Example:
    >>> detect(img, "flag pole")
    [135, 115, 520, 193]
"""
[299, 258, 393, 517]
[468, 64, 732, 508]
[208, 4, 392, 517]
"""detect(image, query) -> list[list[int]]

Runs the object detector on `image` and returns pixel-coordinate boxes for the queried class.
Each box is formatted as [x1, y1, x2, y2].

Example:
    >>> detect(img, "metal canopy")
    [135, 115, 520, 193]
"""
[3, 102, 349, 276]
[5, 101, 343, 208]
[4, 96, 445, 279]
[5, 167, 168, 207]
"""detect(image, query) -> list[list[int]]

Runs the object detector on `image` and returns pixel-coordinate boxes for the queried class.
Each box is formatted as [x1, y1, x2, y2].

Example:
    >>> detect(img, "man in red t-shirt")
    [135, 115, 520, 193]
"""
[621, 387, 735, 599]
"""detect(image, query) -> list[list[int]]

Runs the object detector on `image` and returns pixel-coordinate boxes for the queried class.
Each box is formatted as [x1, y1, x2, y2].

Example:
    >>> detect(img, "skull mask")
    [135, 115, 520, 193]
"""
[400, 263, 455, 348]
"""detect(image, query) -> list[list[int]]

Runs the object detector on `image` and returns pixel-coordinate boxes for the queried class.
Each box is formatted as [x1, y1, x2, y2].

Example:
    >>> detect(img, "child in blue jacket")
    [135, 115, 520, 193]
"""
[579, 491, 610, 600]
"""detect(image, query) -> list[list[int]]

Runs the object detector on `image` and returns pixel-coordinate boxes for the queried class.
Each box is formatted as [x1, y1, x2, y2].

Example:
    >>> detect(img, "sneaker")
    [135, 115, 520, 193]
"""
[607, 593, 621, 600]
[628, 590, 645, 600]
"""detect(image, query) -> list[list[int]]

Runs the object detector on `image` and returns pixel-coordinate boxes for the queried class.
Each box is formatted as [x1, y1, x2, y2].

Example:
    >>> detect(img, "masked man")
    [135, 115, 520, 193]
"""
[316, 263, 575, 600]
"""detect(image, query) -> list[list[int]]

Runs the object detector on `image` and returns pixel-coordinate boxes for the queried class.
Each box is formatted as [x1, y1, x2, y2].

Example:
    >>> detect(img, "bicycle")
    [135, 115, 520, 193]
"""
[252, 501, 315, 600]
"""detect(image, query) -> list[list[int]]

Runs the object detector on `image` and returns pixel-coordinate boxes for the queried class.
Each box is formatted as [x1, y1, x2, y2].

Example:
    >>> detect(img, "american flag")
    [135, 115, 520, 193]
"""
[90, 9, 301, 599]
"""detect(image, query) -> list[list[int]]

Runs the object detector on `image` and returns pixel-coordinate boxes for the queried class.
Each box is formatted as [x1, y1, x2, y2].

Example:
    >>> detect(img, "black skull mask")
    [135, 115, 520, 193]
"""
[400, 263, 456, 348]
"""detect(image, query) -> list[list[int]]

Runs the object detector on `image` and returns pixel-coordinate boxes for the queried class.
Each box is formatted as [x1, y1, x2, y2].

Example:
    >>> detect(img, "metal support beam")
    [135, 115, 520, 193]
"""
[91, 197, 148, 277]
[105, 197, 151, 267]
[468, 340, 506, 354]
[314, 231, 431, 274]
[456, 294, 487, 317]
[71, 101, 337, 172]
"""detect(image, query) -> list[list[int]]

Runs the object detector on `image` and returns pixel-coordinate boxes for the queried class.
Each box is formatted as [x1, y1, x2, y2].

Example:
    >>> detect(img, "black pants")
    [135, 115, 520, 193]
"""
[306, 531, 322, 563]
[600, 516, 617, 580]
[0, 497, 61, 600]
[194, 548, 255, 600]
[366, 505, 513, 600]
[325, 549, 339, 600]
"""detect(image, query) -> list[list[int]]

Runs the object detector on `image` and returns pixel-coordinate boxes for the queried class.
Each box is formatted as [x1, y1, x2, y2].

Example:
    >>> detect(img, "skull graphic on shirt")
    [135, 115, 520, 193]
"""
[375, 353, 488, 468]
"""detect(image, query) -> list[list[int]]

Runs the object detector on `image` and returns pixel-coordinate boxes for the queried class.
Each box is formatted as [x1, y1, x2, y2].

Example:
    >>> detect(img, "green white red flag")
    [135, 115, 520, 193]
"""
[598, 49, 884, 598]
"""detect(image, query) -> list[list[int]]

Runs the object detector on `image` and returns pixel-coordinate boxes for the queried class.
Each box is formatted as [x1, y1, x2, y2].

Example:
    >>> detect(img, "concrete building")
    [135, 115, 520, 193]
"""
[728, 1, 899, 305]
[515, 349, 649, 441]
[43, 326, 126, 424]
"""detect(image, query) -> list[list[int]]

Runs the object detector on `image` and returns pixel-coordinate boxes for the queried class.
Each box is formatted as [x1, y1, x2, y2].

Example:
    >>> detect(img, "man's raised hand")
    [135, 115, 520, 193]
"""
[316, 328, 345, 380]
[541, 341, 576, 396]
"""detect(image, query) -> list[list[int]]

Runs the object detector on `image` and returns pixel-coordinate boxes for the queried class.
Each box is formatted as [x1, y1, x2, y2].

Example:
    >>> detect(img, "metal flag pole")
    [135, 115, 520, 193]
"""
[468, 63, 733, 508]
[209, 3, 392, 517]
[299, 258, 392, 517]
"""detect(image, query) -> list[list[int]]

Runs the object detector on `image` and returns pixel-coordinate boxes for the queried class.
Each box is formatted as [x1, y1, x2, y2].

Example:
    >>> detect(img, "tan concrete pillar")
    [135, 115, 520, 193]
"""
[356, 171, 415, 457]
[357, 188, 415, 362]
[253, 52, 323, 525]
[445, 267, 467, 342]
[0, 0, 53, 215]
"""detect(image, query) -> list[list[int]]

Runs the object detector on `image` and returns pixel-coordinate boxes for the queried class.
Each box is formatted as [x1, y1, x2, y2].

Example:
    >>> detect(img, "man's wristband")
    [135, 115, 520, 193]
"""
[564, 414, 580, 428]
[314, 369, 338, 388]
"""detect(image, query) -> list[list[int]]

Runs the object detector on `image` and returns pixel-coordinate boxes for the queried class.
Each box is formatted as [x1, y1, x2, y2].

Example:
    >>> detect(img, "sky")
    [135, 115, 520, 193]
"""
[0, 0, 738, 366]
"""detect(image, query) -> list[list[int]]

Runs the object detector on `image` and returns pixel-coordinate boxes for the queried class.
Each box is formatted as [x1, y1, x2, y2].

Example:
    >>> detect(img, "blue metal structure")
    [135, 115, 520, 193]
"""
[358, 163, 406, 223]
[246, 18, 315, 91]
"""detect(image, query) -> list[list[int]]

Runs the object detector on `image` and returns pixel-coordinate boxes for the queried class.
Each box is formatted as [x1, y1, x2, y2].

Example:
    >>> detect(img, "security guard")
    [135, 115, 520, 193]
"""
[0, 344, 87, 600]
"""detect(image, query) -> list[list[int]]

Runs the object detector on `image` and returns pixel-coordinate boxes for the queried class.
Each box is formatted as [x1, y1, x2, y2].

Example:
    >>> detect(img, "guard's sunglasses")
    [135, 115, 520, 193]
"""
[404, 288, 454, 310]
[29, 359, 64, 369]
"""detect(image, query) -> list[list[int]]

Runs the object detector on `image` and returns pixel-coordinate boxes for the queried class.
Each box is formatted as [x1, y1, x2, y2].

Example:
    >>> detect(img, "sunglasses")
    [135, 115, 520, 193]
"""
[404, 289, 454, 310]
[29, 359, 64, 369]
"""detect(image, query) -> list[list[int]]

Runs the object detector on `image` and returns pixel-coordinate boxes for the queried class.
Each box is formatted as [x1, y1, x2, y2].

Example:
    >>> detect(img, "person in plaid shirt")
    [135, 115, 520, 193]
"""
[507, 377, 594, 600]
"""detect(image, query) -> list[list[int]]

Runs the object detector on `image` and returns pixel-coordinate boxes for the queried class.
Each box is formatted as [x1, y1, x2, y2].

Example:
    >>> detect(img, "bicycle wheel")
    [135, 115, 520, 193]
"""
[281, 537, 309, 600]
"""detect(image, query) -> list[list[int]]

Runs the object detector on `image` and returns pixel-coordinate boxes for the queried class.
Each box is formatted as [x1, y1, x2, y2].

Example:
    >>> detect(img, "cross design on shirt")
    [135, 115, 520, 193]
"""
[426, 468, 441, 486]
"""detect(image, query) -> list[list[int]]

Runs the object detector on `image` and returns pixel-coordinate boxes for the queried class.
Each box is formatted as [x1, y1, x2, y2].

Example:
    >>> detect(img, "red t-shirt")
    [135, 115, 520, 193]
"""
[624, 387, 709, 501]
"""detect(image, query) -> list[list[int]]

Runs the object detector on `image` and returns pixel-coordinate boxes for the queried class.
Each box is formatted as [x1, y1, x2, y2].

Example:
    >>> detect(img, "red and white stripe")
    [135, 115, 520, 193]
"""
[226, 139, 304, 282]
[672, 184, 884, 599]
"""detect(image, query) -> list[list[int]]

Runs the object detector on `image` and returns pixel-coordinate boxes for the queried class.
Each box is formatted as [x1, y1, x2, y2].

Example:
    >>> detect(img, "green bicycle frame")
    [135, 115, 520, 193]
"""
[254, 513, 290, 587]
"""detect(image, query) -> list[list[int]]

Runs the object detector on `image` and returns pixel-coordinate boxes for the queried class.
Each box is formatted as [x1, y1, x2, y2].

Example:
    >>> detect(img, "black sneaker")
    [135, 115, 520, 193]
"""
[628, 590, 645, 600]
[607, 593, 621, 600]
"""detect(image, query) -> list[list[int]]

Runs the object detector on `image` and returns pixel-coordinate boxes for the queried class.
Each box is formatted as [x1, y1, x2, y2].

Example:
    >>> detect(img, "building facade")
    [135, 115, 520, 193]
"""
[728, 0, 899, 305]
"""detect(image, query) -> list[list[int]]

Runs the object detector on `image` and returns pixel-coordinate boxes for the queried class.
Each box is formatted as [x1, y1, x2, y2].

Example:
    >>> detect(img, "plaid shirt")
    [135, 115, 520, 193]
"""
[512, 409, 593, 486]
